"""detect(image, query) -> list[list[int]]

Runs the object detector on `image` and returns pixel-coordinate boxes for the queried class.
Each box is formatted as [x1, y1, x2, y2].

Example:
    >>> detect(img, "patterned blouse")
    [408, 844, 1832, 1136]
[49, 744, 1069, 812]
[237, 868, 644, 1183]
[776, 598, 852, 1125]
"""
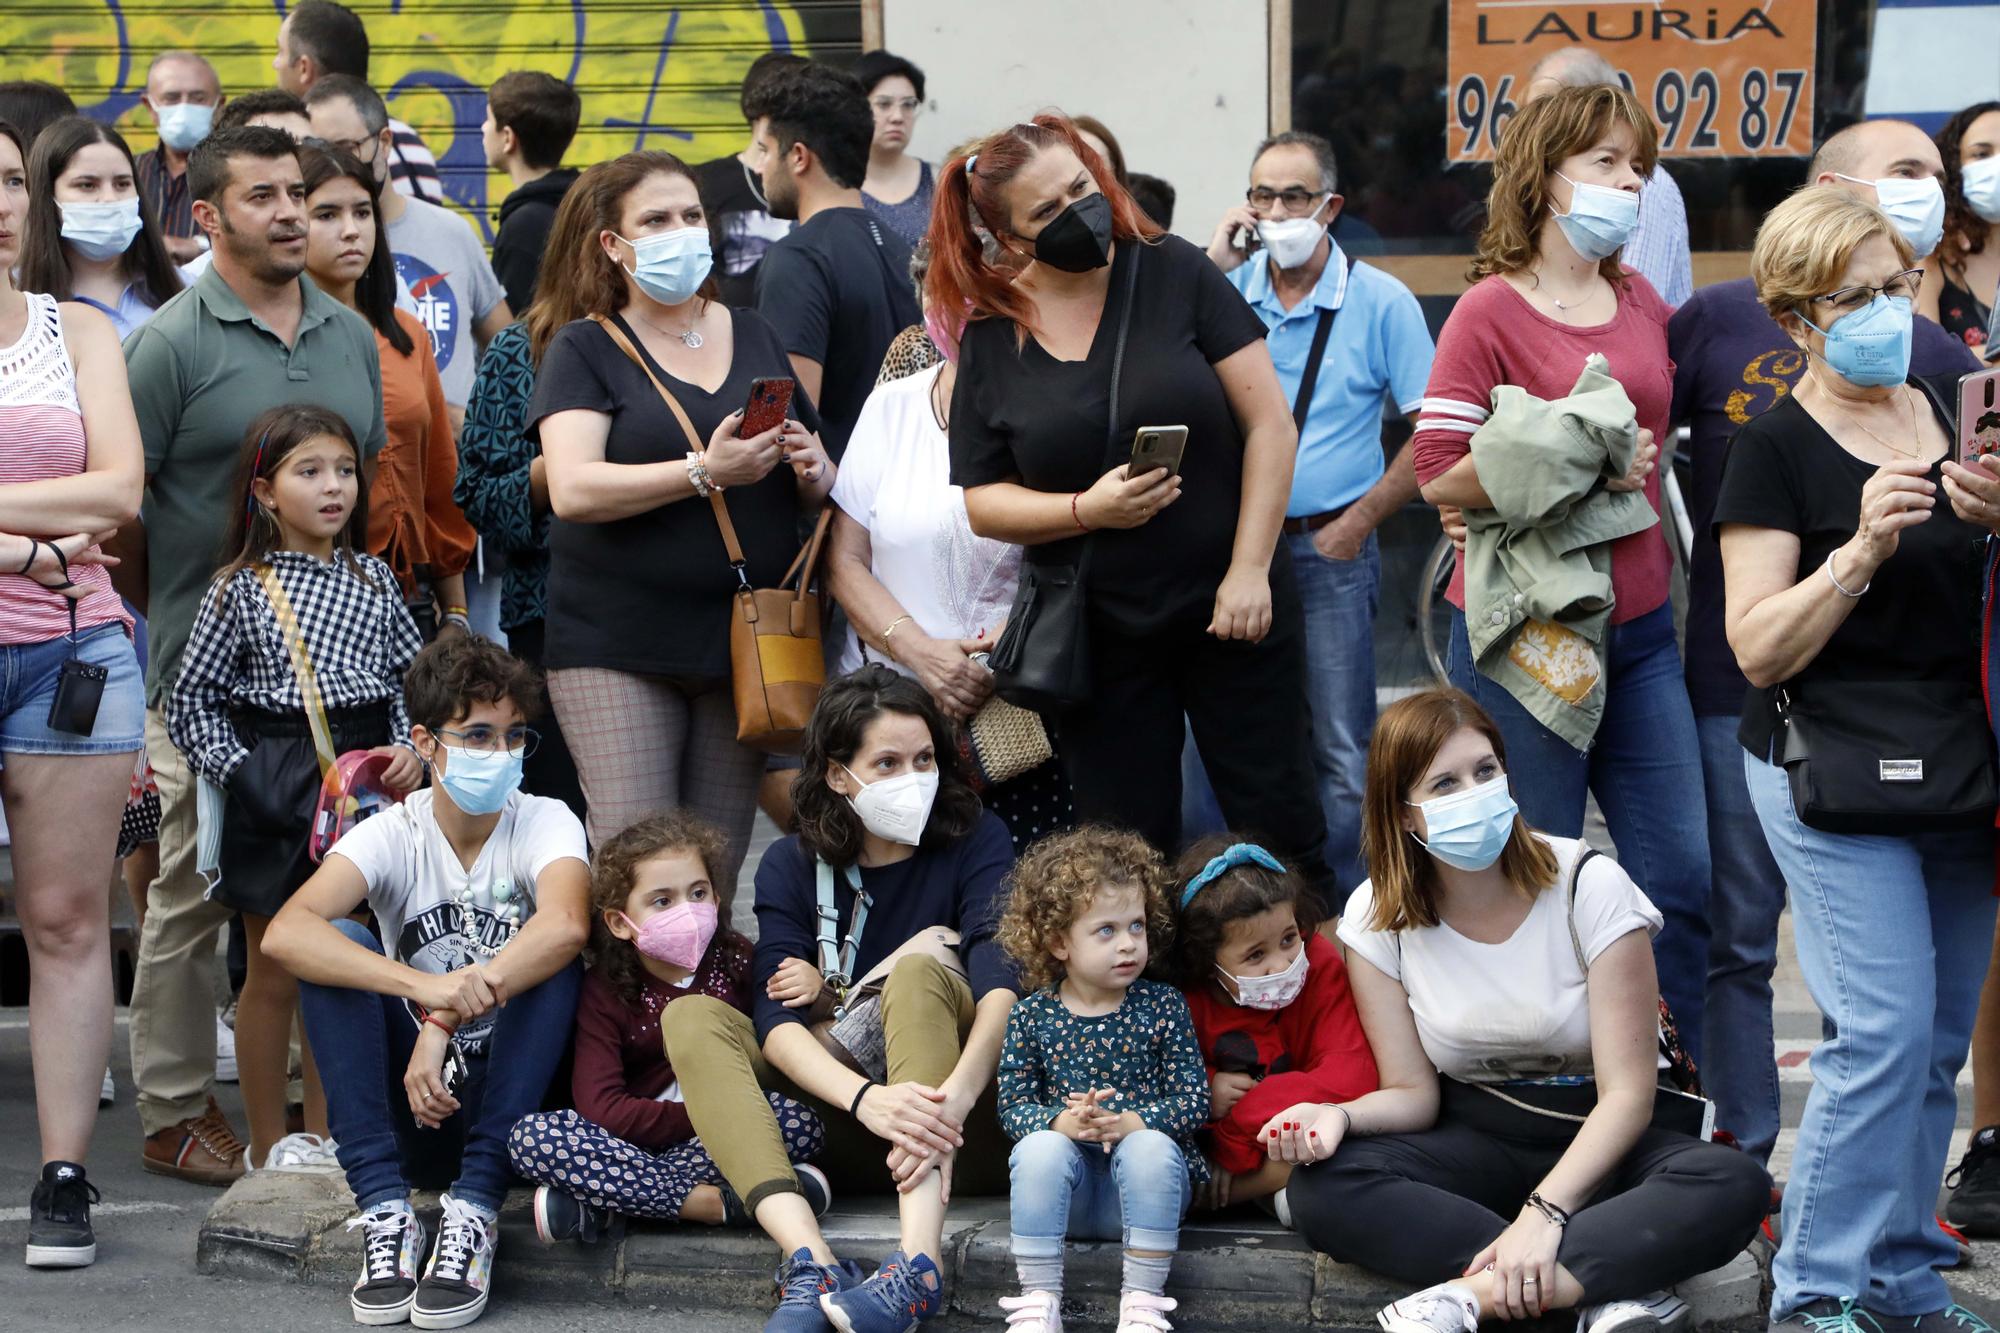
[996, 977, 1212, 1180]
[167, 550, 422, 783]
[453, 323, 549, 631]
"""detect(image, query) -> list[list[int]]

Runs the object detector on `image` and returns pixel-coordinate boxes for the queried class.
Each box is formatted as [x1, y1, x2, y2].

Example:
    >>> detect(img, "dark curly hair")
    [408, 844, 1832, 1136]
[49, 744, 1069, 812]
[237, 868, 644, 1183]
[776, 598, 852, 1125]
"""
[404, 634, 546, 733]
[1939, 101, 2000, 261]
[1167, 834, 1319, 991]
[589, 810, 748, 1006]
[791, 664, 982, 867]
[998, 826, 1174, 992]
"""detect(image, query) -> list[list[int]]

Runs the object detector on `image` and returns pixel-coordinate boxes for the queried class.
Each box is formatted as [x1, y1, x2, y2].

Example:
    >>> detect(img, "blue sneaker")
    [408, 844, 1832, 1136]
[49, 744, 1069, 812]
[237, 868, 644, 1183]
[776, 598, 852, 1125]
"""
[768, 1247, 862, 1333]
[821, 1249, 943, 1333]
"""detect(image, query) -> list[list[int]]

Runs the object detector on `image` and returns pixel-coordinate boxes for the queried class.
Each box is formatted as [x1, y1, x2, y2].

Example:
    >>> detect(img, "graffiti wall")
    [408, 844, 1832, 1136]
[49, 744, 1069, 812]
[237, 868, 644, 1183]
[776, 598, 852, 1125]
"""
[12, 0, 861, 239]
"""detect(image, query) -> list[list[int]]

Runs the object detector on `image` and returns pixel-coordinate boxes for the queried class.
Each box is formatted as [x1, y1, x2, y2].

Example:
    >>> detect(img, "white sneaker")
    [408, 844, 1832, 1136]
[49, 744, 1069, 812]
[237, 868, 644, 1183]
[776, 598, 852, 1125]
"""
[1270, 1186, 1292, 1229]
[1000, 1291, 1064, 1333]
[1116, 1290, 1177, 1333]
[345, 1202, 427, 1326]
[1380, 1282, 1482, 1333]
[99, 1068, 115, 1107]
[411, 1192, 496, 1329]
[249, 1132, 342, 1175]
[215, 1012, 238, 1084]
[1579, 1292, 1689, 1333]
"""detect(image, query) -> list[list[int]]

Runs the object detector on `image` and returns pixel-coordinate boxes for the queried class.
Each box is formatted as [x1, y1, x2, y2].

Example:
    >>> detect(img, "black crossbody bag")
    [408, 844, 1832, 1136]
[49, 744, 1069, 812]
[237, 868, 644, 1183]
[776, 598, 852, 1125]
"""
[988, 246, 1142, 711]
[1774, 378, 1998, 834]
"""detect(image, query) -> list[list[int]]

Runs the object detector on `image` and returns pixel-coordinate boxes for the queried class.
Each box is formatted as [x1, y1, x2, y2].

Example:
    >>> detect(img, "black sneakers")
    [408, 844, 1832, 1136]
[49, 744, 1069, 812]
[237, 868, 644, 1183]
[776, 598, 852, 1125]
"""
[344, 1202, 427, 1326]
[25, 1161, 99, 1268]
[721, 1163, 832, 1228]
[530, 1184, 618, 1245]
[1947, 1126, 2000, 1236]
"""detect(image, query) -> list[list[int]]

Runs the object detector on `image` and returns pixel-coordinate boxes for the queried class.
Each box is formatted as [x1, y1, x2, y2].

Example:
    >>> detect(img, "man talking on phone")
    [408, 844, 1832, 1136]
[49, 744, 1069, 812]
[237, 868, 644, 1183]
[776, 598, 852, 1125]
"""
[1205, 131, 1433, 893]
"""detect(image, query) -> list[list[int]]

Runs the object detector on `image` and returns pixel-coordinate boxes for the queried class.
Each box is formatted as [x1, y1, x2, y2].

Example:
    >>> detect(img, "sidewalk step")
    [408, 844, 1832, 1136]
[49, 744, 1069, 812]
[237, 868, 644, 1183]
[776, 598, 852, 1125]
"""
[195, 1174, 1771, 1330]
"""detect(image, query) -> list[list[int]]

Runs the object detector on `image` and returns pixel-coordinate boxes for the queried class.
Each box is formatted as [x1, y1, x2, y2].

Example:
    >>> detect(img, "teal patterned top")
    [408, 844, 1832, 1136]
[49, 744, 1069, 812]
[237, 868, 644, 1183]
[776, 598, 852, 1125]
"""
[996, 978, 1212, 1181]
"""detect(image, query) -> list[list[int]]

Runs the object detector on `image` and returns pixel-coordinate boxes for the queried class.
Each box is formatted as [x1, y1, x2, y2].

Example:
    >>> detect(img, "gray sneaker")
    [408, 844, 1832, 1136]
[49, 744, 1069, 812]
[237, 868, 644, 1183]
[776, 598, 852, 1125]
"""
[1771, 1299, 1889, 1333]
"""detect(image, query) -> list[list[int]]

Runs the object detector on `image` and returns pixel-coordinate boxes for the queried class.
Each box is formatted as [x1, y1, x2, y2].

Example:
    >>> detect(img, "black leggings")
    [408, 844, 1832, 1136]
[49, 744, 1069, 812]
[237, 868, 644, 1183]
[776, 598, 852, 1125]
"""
[1288, 1080, 1770, 1301]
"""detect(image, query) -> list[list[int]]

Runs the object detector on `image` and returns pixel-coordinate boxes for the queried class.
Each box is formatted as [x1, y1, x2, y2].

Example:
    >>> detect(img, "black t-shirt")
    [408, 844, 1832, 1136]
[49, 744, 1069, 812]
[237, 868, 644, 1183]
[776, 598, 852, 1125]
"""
[754, 206, 919, 460]
[1711, 380, 1984, 760]
[948, 233, 1270, 636]
[524, 308, 820, 677]
[695, 155, 792, 308]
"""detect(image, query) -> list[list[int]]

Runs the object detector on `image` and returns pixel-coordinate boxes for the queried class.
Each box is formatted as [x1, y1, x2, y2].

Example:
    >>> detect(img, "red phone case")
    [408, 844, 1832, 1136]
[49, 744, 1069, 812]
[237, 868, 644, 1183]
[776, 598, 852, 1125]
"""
[743, 377, 795, 437]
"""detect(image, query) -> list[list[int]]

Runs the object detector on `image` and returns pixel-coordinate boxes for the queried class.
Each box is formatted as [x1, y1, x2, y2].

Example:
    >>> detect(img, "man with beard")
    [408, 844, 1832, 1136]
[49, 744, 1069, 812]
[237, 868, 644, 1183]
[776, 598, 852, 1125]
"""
[116, 124, 387, 1184]
[752, 60, 920, 461]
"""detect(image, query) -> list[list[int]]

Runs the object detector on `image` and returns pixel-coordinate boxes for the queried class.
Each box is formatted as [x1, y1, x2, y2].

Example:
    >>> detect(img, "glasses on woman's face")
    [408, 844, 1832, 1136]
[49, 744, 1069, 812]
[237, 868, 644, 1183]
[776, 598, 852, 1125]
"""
[870, 96, 922, 116]
[1246, 186, 1327, 215]
[1812, 268, 1923, 316]
[436, 725, 541, 759]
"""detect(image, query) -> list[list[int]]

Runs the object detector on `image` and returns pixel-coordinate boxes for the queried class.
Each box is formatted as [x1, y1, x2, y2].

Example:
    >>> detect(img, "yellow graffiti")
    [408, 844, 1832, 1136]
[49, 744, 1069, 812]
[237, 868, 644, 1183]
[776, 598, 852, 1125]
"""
[11, 0, 819, 238]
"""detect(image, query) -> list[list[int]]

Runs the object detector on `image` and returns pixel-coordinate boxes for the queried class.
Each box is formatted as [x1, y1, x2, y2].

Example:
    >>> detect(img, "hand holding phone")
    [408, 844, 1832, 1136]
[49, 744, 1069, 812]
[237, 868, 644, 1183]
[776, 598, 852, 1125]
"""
[1959, 366, 2000, 466]
[742, 376, 796, 438]
[1130, 425, 1189, 478]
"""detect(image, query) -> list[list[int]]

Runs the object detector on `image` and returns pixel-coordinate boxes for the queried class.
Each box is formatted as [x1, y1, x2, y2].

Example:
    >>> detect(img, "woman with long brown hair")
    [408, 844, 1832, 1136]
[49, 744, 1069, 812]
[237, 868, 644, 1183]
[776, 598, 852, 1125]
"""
[1269, 688, 1767, 1333]
[929, 112, 1330, 902]
[525, 150, 834, 883]
[1410, 84, 1710, 1057]
[18, 115, 183, 338]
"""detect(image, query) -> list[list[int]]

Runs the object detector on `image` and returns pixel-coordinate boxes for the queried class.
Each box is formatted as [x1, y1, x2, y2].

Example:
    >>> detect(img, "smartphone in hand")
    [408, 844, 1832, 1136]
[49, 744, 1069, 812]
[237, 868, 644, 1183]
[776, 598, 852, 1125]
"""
[743, 377, 796, 437]
[1960, 366, 2000, 466]
[1130, 425, 1190, 478]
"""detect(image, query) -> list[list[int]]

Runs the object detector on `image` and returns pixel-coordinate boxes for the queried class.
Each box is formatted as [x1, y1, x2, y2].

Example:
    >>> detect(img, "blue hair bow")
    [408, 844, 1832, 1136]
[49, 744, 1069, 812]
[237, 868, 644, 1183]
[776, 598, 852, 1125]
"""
[1179, 843, 1286, 909]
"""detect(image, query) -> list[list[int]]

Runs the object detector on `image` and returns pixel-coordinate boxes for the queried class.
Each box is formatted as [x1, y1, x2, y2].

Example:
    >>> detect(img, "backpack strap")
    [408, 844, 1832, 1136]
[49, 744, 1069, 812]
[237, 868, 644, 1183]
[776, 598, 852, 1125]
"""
[1564, 845, 1600, 978]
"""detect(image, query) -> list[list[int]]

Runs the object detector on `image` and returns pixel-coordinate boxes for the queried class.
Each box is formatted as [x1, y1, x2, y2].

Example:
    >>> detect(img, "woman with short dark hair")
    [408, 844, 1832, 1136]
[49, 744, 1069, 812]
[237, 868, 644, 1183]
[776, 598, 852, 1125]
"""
[855, 50, 934, 247]
[664, 665, 1020, 1333]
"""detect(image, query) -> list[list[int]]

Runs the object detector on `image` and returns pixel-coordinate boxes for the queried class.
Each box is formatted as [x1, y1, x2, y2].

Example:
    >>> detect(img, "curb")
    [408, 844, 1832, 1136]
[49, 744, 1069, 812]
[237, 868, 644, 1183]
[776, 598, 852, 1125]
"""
[196, 1175, 1771, 1329]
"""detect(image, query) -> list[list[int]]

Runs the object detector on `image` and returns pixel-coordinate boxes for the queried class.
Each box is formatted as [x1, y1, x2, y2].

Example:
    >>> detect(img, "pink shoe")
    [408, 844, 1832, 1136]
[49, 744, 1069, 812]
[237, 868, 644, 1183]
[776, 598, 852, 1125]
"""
[1000, 1290, 1063, 1333]
[1116, 1290, 1177, 1333]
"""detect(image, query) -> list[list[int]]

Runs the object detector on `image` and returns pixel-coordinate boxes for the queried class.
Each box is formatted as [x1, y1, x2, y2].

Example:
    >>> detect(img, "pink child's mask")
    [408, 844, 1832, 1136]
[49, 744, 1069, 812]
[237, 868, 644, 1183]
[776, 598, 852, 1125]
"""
[617, 901, 718, 969]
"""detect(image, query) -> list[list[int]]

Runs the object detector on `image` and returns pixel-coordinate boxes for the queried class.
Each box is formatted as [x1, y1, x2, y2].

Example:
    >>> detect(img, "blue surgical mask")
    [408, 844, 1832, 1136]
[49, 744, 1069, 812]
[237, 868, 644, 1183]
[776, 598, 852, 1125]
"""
[1409, 774, 1520, 872]
[1961, 156, 2000, 226]
[156, 102, 214, 152]
[1550, 171, 1639, 262]
[617, 227, 713, 306]
[59, 198, 143, 261]
[1801, 294, 1914, 389]
[1838, 172, 1946, 260]
[432, 742, 523, 816]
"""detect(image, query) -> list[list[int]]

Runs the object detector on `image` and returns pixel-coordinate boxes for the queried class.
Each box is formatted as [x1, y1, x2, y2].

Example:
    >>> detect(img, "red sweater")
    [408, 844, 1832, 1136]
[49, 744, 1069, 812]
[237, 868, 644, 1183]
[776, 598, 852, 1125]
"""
[1182, 934, 1379, 1176]
[570, 934, 753, 1153]
[1412, 272, 1674, 626]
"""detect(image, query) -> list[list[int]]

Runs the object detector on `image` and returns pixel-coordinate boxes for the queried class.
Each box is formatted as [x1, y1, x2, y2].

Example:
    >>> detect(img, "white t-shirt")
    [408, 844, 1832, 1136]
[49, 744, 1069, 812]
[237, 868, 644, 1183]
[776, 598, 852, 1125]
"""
[385, 197, 506, 408]
[1337, 836, 1662, 1083]
[331, 787, 587, 1053]
[830, 363, 1022, 675]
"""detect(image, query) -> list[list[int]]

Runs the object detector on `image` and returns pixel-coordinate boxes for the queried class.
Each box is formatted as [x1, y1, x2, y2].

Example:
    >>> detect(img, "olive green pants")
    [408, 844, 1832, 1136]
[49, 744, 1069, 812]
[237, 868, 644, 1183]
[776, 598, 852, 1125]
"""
[664, 953, 1009, 1212]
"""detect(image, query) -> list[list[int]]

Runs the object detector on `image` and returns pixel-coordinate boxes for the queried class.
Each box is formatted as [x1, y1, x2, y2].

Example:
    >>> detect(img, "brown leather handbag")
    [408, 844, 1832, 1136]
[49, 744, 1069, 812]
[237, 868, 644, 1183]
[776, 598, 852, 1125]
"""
[594, 315, 832, 752]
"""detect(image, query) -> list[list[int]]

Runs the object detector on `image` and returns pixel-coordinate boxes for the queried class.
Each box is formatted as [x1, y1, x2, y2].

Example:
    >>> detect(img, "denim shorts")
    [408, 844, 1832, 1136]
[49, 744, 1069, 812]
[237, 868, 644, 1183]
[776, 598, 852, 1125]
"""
[0, 621, 146, 759]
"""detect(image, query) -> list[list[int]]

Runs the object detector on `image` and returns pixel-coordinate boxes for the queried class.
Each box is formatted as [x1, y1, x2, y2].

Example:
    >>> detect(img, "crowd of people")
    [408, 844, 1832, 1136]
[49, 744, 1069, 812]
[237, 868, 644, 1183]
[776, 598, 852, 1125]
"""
[4, 5, 2000, 1333]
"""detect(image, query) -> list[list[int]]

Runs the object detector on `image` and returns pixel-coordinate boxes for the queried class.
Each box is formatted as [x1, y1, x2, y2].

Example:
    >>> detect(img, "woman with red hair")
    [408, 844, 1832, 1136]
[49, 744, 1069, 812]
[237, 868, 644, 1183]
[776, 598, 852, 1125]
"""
[931, 114, 1332, 904]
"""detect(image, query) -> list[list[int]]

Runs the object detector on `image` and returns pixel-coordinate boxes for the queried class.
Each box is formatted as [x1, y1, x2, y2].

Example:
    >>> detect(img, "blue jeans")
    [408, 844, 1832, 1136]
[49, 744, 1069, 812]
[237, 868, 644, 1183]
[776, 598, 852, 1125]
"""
[1447, 603, 1711, 1058]
[0, 621, 145, 755]
[1743, 752, 1997, 1317]
[1008, 1129, 1191, 1256]
[299, 918, 582, 1212]
[1696, 715, 1786, 1165]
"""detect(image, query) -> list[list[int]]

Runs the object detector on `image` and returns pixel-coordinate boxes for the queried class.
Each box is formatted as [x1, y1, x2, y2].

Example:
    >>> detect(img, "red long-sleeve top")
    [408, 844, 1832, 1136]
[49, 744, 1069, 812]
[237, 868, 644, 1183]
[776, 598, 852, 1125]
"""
[1182, 933, 1380, 1176]
[570, 934, 753, 1153]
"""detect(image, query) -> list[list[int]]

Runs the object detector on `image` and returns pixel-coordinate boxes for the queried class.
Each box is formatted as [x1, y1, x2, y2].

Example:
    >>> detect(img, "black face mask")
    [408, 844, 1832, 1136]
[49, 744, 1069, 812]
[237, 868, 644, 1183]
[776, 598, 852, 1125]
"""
[1032, 192, 1113, 272]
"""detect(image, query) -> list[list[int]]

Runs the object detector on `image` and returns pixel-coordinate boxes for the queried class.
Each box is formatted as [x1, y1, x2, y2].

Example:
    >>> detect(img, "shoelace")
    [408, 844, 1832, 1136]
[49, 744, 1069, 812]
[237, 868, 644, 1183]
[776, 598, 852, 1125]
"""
[344, 1208, 410, 1283]
[1797, 1301, 1875, 1333]
[1946, 1137, 1998, 1188]
[1944, 1308, 1994, 1333]
[1001, 1292, 1061, 1330]
[190, 1105, 246, 1161]
[431, 1198, 492, 1284]
[40, 1175, 101, 1225]
[779, 1256, 840, 1304]
[1118, 1292, 1176, 1333]
[863, 1259, 936, 1317]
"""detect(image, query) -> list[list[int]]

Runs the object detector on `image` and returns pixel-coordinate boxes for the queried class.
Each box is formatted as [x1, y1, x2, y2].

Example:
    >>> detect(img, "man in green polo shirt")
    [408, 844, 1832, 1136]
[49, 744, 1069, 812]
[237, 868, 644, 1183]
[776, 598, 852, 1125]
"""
[119, 124, 386, 1184]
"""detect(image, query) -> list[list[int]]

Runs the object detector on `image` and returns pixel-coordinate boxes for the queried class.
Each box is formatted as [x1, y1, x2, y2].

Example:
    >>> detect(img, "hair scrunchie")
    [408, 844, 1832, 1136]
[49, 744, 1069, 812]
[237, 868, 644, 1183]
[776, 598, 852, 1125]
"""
[1179, 842, 1286, 909]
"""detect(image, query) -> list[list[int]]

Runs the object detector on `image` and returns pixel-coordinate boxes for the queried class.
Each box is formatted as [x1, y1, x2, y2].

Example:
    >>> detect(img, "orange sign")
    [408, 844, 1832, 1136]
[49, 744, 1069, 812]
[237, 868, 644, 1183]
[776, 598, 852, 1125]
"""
[1446, 1, 1817, 161]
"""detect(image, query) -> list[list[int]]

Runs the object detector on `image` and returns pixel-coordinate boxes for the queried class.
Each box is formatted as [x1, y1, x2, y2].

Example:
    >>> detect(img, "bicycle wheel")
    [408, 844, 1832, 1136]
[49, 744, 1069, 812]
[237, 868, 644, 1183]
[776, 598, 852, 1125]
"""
[1416, 534, 1456, 684]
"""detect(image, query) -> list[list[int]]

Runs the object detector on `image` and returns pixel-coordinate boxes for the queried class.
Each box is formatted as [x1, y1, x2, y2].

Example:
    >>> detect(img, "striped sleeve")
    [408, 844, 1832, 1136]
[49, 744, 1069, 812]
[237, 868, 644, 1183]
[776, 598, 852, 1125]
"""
[1411, 289, 1507, 486]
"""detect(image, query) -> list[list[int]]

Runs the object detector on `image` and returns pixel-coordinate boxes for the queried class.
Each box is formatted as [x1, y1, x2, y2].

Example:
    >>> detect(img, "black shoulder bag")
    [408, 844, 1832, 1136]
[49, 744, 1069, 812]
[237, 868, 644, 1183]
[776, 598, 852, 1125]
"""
[1774, 378, 1998, 834]
[987, 245, 1141, 711]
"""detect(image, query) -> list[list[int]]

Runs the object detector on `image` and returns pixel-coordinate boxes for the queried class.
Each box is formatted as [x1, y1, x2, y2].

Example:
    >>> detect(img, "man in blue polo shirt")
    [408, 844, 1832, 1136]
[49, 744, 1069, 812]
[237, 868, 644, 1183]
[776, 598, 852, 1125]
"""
[1206, 131, 1434, 892]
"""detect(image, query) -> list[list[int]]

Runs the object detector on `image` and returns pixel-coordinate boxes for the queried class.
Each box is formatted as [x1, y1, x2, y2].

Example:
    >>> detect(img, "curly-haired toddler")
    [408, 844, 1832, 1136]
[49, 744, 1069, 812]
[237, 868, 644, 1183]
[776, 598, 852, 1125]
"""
[994, 827, 1211, 1333]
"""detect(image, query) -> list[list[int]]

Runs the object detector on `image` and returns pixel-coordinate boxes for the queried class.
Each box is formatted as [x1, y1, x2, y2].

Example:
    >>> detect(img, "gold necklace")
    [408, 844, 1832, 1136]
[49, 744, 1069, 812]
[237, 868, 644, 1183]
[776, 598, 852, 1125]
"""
[1813, 373, 1924, 460]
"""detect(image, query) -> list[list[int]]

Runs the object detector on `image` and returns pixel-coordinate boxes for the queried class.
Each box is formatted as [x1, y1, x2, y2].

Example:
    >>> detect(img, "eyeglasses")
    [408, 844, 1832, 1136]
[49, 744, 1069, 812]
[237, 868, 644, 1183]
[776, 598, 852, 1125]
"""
[321, 134, 378, 162]
[869, 96, 922, 115]
[435, 725, 541, 759]
[1246, 187, 1328, 214]
[1812, 269, 1923, 315]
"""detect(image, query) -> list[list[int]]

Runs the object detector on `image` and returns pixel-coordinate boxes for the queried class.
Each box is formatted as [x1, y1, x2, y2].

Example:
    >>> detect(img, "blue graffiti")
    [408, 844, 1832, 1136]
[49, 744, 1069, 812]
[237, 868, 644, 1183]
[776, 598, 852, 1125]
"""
[78, 0, 141, 126]
[606, 11, 697, 150]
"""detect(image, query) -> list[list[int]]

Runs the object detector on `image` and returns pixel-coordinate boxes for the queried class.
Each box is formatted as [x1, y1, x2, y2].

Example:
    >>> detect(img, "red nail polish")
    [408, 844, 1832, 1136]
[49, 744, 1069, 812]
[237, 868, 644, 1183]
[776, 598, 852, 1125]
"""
[1310, 1132, 1319, 1138]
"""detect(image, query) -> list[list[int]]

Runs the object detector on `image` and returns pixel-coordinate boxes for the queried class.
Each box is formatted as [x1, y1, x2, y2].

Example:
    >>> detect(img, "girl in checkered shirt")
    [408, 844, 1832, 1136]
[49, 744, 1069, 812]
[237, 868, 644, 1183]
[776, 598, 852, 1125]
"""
[167, 402, 424, 1177]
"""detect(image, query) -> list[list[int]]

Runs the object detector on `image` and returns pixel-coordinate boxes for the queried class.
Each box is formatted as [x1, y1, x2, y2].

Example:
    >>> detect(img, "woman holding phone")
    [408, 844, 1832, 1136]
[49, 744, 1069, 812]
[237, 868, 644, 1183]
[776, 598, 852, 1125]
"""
[528, 150, 833, 885]
[930, 112, 1331, 903]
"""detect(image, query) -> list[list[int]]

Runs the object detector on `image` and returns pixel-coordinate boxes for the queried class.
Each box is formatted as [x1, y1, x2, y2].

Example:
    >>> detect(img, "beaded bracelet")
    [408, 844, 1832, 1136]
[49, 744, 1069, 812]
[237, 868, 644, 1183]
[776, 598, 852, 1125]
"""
[687, 451, 714, 498]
